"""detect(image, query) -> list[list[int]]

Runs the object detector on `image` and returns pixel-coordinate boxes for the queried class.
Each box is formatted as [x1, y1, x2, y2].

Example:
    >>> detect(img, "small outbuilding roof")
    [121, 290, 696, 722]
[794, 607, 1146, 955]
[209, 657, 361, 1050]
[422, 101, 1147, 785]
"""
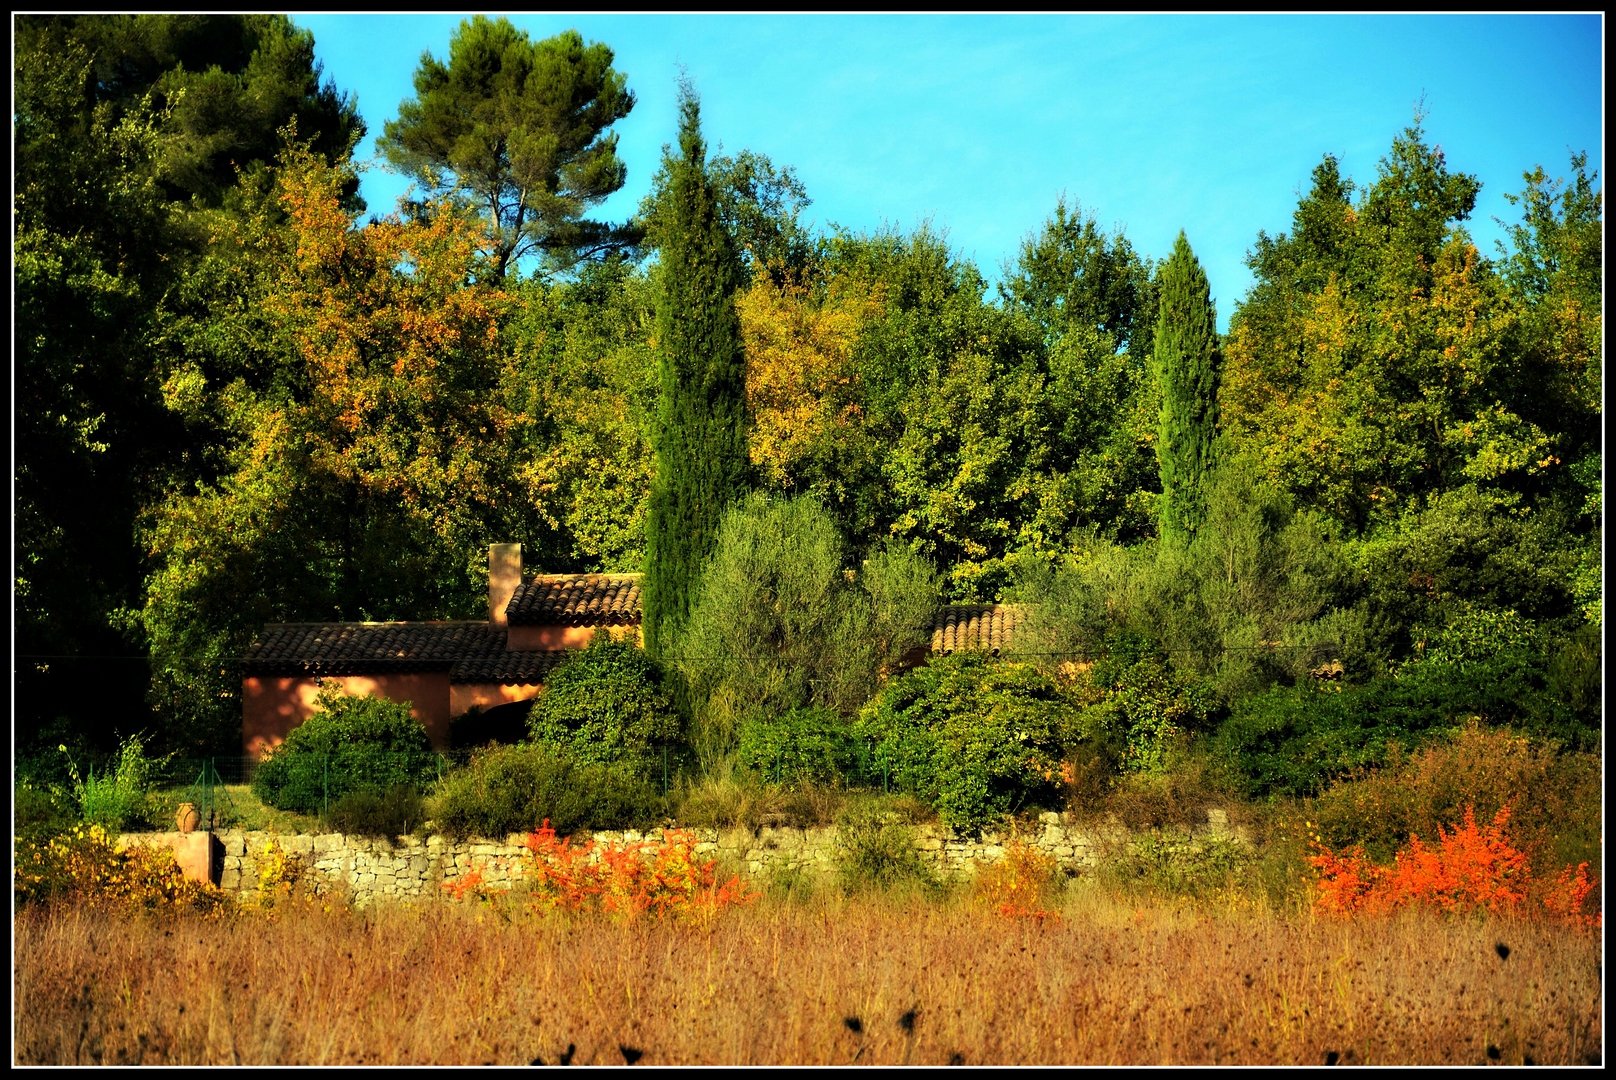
[930, 603, 1026, 656]
[504, 573, 643, 627]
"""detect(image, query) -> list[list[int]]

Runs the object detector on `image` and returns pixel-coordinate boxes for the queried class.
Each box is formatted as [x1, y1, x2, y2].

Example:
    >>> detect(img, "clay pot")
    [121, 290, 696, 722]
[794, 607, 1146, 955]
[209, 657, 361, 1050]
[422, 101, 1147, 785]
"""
[175, 802, 201, 834]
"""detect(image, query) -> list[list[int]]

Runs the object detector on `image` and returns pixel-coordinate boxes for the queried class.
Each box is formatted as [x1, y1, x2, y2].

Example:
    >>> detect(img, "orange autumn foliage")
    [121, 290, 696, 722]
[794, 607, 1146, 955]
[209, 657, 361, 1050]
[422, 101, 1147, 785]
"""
[1382, 804, 1528, 913]
[262, 140, 518, 532]
[519, 821, 758, 921]
[1541, 862, 1600, 931]
[1308, 804, 1599, 929]
[440, 868, 488, 903]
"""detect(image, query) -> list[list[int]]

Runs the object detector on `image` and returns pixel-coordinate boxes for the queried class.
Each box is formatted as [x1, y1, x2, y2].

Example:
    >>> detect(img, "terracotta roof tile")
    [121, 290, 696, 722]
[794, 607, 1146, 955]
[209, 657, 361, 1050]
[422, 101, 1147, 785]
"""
[242, 621, 564, 686]
[930, 603, 1024, 655]
[505, 573, 642, 627]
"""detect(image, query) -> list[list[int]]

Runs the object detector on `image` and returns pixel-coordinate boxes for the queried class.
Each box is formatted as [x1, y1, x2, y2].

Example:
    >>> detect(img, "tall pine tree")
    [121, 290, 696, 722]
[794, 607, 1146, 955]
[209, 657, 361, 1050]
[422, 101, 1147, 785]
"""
[1153, 231, 1222, 543]
[642, 85, 749, 657]
[379, 16, 636, 279]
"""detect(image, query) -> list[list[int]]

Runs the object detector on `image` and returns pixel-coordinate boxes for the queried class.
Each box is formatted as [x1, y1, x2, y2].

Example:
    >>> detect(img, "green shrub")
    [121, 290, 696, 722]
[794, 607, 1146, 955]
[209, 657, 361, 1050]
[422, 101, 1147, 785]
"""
[855, 654, 1076, 836]
[1544, 619, 1601, 733]
[15, 779, 75, 841]
[1395, 603, 1591, 749]
[428, 743, 661, 840]
[251, 687, 441, 814]
[323, 786, 427, 839]
[1076, 646, 1219, 775]
[15, 737, 81, 791]
[527, 635, 680, 771]
[1350, 485, 1591, 664]
[1215, 602, 1593, 799]
[1213, 673, 1453, 799]
[833, 801, 940, 896]
[1013, 458, 1356, 702]
[676, 493, 938, 766]
[1211, 684, 1353, 799]
[1103, 833, 1253, 900]
[735, 706, 860, 786]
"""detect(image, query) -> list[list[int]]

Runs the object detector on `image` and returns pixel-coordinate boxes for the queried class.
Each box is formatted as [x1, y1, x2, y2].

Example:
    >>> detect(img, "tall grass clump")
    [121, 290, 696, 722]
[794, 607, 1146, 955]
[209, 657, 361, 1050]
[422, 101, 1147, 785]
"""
[833, 800, 941, 897]
[672, 767, 848, 830]
[58, 733, 163, 831]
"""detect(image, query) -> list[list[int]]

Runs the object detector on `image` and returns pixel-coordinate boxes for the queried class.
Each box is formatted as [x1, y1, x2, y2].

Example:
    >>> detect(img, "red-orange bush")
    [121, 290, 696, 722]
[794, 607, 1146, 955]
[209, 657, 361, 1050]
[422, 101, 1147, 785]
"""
[520, 822, 757, 920]
[440, 868, 488, 903]
[1308, 804, 1599, 928]
[1541, 862, 1600, 931]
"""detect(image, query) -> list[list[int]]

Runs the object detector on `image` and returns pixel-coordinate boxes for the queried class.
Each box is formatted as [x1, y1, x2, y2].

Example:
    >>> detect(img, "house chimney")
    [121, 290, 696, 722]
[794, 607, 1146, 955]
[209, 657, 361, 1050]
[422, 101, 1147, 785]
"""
[489, 543, 522, 626]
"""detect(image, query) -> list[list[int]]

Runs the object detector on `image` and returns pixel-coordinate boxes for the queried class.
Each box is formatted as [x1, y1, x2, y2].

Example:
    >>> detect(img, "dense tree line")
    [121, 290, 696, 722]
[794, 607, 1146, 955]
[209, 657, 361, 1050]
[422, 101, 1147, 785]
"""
[14, 16, 1601, 790]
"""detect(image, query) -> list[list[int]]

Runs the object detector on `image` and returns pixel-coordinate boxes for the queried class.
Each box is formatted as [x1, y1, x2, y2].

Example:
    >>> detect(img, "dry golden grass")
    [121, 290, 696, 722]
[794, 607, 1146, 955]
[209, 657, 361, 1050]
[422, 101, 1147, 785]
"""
[13, 889, 1602, 1066]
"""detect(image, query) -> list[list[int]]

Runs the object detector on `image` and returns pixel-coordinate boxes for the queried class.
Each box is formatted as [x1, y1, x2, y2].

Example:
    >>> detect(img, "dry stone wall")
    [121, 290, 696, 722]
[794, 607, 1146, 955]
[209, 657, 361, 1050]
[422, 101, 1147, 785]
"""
[126, 810, 1246, 908]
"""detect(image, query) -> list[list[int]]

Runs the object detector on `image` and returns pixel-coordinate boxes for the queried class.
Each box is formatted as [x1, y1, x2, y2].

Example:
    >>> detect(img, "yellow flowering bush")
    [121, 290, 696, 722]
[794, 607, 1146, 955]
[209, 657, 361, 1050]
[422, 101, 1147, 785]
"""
[14, 823, 227, 915]
[242, 839, 325, 914]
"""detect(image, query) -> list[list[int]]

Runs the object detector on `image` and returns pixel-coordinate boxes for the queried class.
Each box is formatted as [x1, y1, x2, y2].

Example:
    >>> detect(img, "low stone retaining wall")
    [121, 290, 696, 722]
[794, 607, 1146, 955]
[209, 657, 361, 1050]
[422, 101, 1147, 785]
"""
[120, 810, 1246, 908]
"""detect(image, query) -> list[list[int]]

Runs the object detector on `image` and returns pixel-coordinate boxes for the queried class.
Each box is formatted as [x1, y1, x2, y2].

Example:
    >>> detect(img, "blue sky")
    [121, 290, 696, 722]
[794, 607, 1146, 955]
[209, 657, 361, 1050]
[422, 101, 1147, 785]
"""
[290, 13, 1603, 326]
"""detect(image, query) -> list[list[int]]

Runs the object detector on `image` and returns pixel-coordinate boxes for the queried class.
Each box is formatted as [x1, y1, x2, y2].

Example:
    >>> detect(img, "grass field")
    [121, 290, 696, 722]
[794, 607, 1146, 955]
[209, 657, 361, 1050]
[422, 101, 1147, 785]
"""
[13, 889, 1602, 1066]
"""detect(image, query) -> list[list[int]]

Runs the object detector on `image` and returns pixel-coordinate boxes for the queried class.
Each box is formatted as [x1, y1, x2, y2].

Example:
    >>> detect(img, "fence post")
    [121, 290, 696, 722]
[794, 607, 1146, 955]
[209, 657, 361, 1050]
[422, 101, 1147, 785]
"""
[202, 758, 213, 829]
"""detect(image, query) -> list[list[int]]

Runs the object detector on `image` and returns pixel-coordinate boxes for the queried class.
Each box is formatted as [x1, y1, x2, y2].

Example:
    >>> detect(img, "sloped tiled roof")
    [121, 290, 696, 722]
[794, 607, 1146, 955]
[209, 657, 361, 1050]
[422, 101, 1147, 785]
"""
[242, 622, 567, 686]
[245, 587, 1025, 685]
[505, 573, 642, 627]
[930, 603, 1025, 656]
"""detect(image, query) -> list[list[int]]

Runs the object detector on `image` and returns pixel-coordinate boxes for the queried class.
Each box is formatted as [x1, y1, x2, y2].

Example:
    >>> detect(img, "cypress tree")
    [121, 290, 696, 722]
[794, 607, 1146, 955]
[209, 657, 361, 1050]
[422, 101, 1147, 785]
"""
[1153, 231, 1222, 543]
[642, 84, 749, 658]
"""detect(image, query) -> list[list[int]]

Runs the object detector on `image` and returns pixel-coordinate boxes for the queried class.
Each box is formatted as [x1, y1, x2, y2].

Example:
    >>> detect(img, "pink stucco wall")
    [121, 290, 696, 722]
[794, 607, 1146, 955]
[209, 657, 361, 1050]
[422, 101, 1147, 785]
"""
[242, 672, 453, 758]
